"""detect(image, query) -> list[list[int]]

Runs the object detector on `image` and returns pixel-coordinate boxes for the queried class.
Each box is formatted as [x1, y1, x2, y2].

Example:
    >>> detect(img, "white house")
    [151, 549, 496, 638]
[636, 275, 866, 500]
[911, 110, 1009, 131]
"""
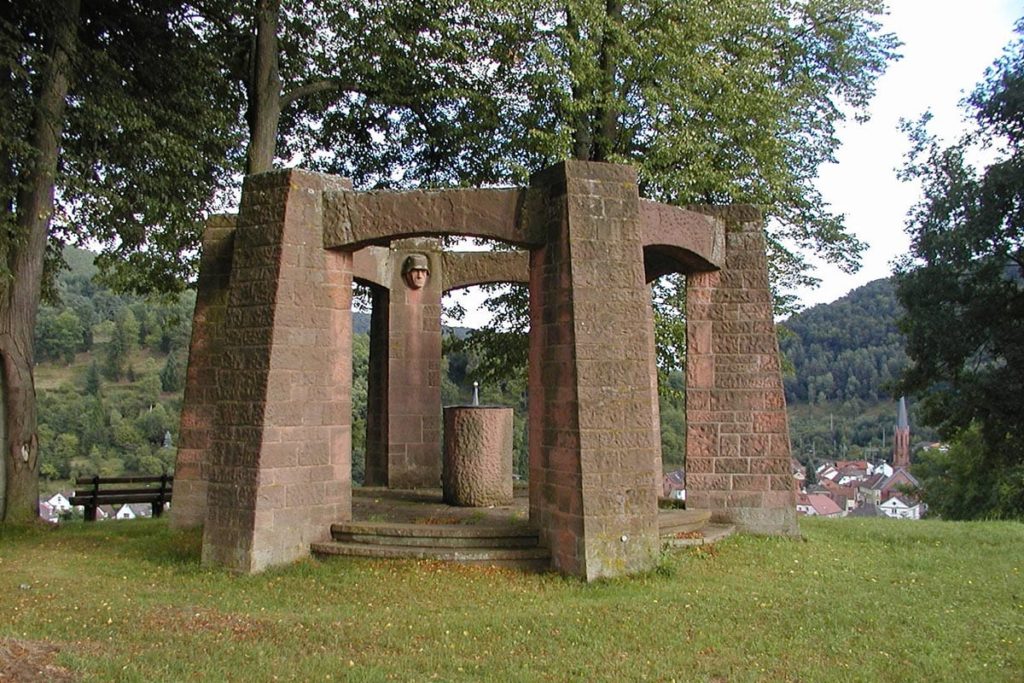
[46, 492, 73, 514]
[879, 495, 923, 520]
[114, 505, 137, 521]
[38, 501, 59, 524]
[872, 462, 894, 478]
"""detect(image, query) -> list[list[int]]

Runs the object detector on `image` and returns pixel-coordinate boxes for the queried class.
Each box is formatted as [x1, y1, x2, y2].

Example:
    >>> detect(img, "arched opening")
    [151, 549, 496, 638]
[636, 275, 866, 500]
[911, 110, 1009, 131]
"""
[643, 242, 716, 506]
[649, 272, 688, 503]
[344, 235, 532, 502]
[442, 281, 530, 483]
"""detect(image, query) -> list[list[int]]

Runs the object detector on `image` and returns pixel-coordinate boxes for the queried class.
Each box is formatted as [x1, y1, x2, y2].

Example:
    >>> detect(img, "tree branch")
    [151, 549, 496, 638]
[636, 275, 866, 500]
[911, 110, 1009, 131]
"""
[280, 79, 344, 109]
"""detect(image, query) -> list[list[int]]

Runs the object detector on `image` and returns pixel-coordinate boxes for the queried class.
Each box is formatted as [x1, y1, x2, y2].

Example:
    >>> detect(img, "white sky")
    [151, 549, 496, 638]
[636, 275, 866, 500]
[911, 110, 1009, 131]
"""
[790, 0, 1022, 309]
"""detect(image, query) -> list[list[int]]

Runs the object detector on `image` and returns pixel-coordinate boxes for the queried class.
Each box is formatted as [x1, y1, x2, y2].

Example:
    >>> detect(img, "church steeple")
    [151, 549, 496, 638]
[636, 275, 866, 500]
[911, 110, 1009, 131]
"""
[893, 396, 910, 468]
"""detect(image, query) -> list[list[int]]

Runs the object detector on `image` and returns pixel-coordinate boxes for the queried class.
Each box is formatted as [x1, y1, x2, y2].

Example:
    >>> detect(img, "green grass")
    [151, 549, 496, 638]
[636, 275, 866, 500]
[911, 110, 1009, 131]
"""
[1, 518, 1021, 681]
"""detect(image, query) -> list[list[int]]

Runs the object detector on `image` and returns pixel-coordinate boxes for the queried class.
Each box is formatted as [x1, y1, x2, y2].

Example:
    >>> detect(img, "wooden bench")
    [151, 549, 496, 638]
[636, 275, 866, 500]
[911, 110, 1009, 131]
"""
[70, 475, 173, 521]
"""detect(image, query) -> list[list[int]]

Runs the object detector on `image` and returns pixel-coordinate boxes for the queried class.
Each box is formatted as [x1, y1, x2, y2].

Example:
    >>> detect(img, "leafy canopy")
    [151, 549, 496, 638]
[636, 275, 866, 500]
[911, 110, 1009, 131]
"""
[895, 20, 1024, 519]
[448, 0, 898, 382]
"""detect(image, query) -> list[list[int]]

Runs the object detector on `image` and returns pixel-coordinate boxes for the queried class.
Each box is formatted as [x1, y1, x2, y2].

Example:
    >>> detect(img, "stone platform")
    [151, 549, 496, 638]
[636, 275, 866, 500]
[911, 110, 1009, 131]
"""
[311, 487, 734, 572]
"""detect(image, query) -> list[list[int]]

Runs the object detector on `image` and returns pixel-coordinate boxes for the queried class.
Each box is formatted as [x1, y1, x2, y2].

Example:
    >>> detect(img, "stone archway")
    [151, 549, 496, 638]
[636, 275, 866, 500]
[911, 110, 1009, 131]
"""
[172, 161, 796, 580]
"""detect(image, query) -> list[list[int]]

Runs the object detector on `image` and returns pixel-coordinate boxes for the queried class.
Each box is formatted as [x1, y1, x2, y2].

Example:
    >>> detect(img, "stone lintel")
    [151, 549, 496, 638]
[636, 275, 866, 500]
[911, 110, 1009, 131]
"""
[323, 187, 543, 250]
[640, 201, 724, 280]
[352, 246, 391, 289]
[442, 250, 530, 292]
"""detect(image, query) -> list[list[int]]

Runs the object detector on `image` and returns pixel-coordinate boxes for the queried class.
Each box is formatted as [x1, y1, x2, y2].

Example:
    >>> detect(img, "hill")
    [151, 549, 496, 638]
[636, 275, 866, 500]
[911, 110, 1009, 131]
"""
[779, 279, 938, 463]
[780, 278, 907, 406]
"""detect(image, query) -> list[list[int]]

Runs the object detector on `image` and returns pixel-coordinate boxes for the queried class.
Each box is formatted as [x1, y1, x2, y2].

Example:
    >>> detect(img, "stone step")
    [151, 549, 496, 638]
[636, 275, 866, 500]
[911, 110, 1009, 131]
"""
[330, 522, 539, 548]
[658, 509, 712, 536]
[311, 541, 551, 572]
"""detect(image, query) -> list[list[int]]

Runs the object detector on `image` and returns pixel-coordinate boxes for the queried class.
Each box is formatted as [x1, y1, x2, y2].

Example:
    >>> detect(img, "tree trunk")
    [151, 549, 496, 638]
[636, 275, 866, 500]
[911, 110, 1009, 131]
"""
[245, 0, 282, 175]
[567, 1, 622, 162]
[566, 6, 593, 160]
[0, 0, 79, 523]
[592, 0, 622, 162]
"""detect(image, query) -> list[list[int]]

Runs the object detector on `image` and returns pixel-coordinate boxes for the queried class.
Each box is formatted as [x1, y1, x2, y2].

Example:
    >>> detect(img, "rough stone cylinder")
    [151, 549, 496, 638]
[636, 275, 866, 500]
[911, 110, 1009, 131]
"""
[443, 407, 514, 507]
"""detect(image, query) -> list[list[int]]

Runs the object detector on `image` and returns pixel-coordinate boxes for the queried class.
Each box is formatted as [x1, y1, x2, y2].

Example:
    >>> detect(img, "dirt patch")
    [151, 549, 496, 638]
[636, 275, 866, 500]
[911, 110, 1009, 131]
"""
[0, 638, 75, 683]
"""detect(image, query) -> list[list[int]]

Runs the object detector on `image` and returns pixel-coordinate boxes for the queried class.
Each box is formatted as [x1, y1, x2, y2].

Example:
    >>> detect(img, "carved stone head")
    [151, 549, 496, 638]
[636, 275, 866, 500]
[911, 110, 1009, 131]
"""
[401, 253, 430, 289]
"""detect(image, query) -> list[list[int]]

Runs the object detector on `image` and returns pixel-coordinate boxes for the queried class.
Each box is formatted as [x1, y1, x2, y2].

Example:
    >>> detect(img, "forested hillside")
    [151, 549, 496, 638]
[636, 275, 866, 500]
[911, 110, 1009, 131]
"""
[780, 278, 907, 407]
[32, 249, 194, 483]
[780, 278, 937, 463]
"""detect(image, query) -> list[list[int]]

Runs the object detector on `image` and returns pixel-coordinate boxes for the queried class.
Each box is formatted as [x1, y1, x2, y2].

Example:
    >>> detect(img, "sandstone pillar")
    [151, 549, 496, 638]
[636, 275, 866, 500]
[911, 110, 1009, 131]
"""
[172, 215, 235, 530]
[528, 161, 661, 580]
[201, 169, 355, 572]
[380, 239, 443, 488]
[684, 207, 798, 535]
[363, 284, 390, 486]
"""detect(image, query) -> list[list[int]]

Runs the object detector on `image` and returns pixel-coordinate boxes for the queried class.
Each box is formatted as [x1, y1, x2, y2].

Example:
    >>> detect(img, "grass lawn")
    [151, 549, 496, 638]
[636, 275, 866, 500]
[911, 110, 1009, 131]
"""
[1, 517, 1021, 682]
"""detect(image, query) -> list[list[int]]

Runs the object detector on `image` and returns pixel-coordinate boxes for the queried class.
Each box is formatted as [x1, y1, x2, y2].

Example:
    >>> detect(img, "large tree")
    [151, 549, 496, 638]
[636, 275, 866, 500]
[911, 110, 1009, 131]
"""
[443, 0, 898, 380]
[2, 0, 899, 521]
[0, 0, 237, 522]
[895, 21, 1024, 520]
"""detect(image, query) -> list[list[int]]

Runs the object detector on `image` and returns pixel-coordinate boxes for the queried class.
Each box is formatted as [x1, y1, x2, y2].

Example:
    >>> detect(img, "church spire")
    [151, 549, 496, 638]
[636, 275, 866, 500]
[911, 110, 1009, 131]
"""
[893, 396, 910, 468]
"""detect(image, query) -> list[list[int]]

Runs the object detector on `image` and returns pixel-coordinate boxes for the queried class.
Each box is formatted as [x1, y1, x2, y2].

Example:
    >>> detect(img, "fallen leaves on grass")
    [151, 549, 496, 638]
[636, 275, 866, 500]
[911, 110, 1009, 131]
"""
[146, 607, 271, 642]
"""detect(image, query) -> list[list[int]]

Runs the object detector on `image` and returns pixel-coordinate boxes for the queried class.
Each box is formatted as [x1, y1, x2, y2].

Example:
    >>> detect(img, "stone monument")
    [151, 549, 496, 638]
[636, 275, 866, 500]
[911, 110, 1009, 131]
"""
[171, 160, 798, 580]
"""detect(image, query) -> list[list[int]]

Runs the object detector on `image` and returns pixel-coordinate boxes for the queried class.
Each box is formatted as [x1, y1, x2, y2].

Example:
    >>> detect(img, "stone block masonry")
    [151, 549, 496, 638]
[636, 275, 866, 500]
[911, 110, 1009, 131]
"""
[528, 162, 661, 580]
[684, 206, 798, 536]
[200, 169, 355, 572]
[171, 214, 235, 530]
[176, 160, 797, 578]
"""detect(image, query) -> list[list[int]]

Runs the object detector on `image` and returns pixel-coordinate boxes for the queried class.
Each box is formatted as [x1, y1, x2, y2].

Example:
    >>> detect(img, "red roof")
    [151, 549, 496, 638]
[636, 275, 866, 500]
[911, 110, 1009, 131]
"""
[798, 493, 844, 517]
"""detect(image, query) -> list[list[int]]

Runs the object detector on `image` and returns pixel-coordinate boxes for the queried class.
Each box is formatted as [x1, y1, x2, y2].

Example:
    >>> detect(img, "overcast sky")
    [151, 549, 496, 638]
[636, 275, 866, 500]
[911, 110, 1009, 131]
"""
[790, 0, 1022, 310]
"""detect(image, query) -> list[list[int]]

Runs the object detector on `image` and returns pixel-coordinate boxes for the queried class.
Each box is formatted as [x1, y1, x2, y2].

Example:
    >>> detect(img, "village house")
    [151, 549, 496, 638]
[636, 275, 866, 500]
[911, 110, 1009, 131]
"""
[880, 495, 923, 520]
[797, 493, 845, 518]
[662, 469, 686, 501]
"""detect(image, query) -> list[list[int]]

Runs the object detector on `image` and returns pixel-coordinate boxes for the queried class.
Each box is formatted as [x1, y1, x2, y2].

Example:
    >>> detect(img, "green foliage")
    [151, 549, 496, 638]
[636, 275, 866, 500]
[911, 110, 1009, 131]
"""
[83, 361, 101, 396]
[160, 351, 185, 393]
[33, 307, 83, 364]
[443, 0, 899, 388]
[456, 0, 898, 296]
[102, 309, 137, 381]
[895, 22, 1024, 519]
[914, 426, 1024, 520]
[780, 278, 908, 405]
[1, 1, 240, 291]
[33, 250, 189, 484]
[350, 332, 369, 485]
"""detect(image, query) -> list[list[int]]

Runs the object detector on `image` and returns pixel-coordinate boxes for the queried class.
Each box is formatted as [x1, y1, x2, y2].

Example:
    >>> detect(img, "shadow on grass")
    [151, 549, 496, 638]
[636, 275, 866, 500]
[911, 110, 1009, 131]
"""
[4, 519, 204, 569]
